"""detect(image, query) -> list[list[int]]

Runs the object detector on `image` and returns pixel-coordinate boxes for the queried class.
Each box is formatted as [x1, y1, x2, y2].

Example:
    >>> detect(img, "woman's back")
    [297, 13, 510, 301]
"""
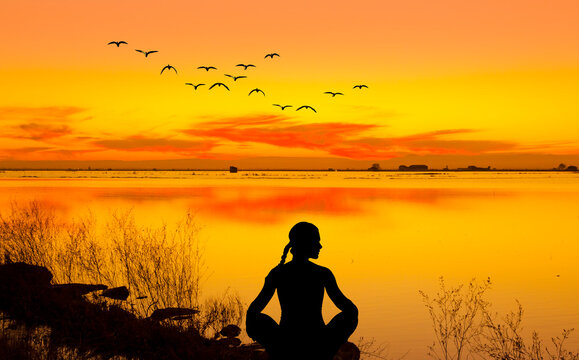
[274, 261, 328, 330]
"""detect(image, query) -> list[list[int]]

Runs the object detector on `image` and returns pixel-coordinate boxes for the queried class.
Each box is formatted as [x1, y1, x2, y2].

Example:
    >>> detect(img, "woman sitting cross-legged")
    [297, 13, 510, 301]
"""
[246, 222, 359, 360]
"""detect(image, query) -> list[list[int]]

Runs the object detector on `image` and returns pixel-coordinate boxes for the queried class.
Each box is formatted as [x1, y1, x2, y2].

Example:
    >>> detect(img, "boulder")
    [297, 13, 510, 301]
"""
[51, 283, 108, 298]
[220, 324, 242, 338]
[100, 286, 129, 301]
[149, 307, 200, 322]
[334, 341, 361, 360]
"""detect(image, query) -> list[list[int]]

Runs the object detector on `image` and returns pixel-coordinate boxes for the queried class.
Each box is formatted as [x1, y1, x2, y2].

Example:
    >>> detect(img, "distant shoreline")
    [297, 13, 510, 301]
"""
[0, 168, 577, 172]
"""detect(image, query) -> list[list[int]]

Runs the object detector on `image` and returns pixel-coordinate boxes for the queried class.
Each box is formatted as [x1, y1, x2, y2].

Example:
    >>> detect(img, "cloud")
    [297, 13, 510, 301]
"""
[406, 140, 517, 154]
[181, 114, 519, 159]
[0, 146, 99, 161]
[182, 114, 379, 153]
[0, 147, 52, 157]
[0, 106, 87, 122]
[39, 148, 101, 159]
[0, 110, 531, 161]
[0, 106, 89, 143]
[327, 145, 400, 159]
[92, 135, 218, 155]
[352, 130, 517, 156]
[13, 123, 74, 140]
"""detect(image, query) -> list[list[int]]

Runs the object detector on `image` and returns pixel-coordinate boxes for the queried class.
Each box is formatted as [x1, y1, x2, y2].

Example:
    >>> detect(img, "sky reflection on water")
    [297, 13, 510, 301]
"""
[0, 171, 578, 359]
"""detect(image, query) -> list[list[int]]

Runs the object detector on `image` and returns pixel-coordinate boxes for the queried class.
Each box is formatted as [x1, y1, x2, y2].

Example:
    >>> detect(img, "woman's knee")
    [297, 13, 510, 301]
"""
[246, 313, 280, 343]
[327, 311, 358, 335]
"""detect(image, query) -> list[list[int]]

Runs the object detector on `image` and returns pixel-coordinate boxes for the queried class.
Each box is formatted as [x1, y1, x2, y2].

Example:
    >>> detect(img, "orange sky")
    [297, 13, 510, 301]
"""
[1, 0, 579, 169]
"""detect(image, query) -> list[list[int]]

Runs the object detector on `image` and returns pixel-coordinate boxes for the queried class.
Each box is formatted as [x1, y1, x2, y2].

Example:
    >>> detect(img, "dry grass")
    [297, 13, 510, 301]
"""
[421, 277, 579, 360]
[0, 201, 243, 338]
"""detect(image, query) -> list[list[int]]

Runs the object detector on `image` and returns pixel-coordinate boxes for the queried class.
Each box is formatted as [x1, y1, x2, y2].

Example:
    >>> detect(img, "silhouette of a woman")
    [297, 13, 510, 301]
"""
[246, 222, 358, 360]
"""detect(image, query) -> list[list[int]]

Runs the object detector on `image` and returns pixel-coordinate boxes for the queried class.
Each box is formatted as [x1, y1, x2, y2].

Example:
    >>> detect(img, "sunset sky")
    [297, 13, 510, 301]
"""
[1, 0, 579, 169]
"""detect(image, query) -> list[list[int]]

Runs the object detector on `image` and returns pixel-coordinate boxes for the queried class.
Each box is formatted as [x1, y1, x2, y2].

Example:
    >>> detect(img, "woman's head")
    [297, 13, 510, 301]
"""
[279, 222, 322, 264]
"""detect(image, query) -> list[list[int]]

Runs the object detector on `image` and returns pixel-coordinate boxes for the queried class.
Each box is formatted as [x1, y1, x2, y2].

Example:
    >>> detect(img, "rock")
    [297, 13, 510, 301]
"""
[149, 307, 200, 322]
[0, 262, 52, 287]
[100, 286, 129, 301]
[217, 337, 242, 347]
[399, 164, 429, 171]
[220, 324, 242, 338]
[51, 283, 108, 298]
[0, 262, 53, 301]
[334, 342, 361, 360]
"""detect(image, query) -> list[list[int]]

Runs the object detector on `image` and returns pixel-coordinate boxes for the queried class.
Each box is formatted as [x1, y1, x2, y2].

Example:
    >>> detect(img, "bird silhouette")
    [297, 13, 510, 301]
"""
[225, 74, 247, 81]
[161, 65, 178, 75]
[273, 104, 292, 110]
[185, 83, 205, 90]
[236, 64, 256, 70]
[209, 82, 230, 90]
[249, 88, 265, 96]
[324, 92, 344, 97]
[264, 53, 280, 59]
[108, 41, 128, 47]
[135, 49, 158, 57]
[296, 105, 316, 113]
[353, 84, 368, 89]
[198, 66, 217, 71]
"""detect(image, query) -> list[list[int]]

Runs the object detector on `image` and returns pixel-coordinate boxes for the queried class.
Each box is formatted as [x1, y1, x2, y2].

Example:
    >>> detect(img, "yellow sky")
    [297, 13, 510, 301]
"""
[1, 0, 578, 169]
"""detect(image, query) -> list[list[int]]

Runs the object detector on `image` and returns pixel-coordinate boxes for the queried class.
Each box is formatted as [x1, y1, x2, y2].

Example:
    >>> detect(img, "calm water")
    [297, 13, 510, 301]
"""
[1, 170, 578, 358]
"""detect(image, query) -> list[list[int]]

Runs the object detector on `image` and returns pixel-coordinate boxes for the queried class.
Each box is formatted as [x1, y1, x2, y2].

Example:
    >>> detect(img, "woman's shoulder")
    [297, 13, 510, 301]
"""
[265, 264, 284, 281]
[309, 262, 333, 277]
[269, 261, 332, 277]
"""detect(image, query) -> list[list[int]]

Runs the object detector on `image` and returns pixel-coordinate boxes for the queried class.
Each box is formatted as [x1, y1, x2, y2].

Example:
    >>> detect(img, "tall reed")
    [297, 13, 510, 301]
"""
[421, 277, 578, 360]
[0, 201, 243, 337]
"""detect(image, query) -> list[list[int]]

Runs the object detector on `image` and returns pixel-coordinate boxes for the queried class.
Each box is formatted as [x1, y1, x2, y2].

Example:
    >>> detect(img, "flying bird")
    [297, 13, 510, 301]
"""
[236, 64, 256, 70]
[264, 53, 280, 59]
[135, 49, 158, 57]
[225, 74, 247, 81]
[273, 104, 292, 110]
[209, 82, 230, 90]
[198, 66, 217, 71]
[108, 41, 127, 47]
[249, 88, 265, 96]
[161, 65, 178, 75]
[353, 84, 368, 89]
[296, 105, 316, 113]
[324, 92, 344, 97]
[185, 83, 205, 90]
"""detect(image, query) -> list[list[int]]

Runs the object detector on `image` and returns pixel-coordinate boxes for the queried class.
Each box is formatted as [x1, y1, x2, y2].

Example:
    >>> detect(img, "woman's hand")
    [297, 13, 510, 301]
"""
[324, 269, 358, 317]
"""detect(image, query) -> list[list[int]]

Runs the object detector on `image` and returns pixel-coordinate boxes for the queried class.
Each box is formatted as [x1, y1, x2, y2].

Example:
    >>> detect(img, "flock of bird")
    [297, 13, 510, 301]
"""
[107, 41, 368, 113]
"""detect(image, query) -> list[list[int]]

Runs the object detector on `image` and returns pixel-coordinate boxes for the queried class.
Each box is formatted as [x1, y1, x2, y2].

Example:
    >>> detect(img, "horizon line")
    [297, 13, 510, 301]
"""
[0, 168, 577, 172]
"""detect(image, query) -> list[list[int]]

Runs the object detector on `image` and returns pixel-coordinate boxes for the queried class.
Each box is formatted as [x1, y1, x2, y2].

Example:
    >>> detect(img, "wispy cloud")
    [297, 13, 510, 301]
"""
[0, 106, 88, 122]
[182, 114, 379, 154]
[181, 114, 518, 159]
[351, 130, 517, 156]
[0, 110, 562, 162]
[0, 146, 99, 161]
[0, 147, 52, 157]
[0, 106, 88, 143]
[12, 123, 74, 140]
[92, 135, 218, 155]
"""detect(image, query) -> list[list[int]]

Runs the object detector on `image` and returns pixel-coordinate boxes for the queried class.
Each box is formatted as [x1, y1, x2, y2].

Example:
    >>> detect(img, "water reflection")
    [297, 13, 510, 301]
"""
[0, 185, 512, 224]
[0, 172, 578, 359]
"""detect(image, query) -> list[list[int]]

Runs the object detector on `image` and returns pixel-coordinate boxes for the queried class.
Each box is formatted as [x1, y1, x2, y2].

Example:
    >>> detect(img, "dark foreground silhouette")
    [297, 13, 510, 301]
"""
[247, 222, 359, 360]
[0, 262, 252, 360]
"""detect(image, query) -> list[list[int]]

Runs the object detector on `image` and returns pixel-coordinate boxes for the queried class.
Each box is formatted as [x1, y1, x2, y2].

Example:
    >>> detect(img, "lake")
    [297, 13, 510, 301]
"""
[0, 170, 578, 359]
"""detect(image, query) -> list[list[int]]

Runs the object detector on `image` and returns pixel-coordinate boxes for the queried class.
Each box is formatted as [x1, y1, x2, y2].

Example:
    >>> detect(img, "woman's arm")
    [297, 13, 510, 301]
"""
[247, 268, 278, 316]
[324, 269, 358, 316]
